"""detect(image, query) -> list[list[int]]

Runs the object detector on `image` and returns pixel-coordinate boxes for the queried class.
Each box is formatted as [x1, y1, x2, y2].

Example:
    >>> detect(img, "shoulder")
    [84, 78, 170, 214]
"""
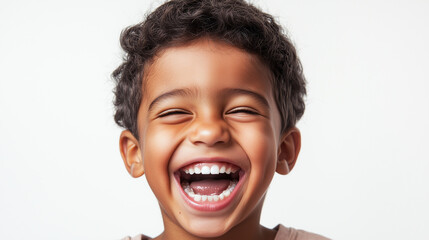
[274, 224, 331, 240]
[121, 234, 151, 240]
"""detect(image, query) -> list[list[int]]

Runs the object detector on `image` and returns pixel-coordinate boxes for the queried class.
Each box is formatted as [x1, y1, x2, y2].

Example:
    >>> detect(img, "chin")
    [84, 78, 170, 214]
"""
[183, 216, 233, 238]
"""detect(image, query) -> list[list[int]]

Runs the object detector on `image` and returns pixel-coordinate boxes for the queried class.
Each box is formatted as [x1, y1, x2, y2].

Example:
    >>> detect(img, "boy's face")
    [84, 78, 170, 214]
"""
[120, 39, 299, 237]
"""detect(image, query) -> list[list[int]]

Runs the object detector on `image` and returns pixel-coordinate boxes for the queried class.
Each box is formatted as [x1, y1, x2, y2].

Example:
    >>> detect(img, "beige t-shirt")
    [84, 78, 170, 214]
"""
[121, 224, 330, 240]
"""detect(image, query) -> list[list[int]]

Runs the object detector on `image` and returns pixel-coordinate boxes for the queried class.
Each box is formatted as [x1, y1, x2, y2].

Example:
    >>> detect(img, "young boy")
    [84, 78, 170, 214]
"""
[113, 0, 329, 239]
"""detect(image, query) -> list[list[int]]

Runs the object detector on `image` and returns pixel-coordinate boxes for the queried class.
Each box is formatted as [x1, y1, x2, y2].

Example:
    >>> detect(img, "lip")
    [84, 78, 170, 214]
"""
[173, 157, 247, 212]
[174, 157, 245, 172]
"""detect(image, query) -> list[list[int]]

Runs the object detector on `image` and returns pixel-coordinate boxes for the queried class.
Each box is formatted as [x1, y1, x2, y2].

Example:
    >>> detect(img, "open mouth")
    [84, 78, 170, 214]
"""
[175, 162, 243, 209]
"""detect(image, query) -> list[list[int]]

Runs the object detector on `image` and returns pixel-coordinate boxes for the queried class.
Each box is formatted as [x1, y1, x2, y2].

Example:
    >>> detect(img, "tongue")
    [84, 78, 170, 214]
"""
[190, 179, 230, 195]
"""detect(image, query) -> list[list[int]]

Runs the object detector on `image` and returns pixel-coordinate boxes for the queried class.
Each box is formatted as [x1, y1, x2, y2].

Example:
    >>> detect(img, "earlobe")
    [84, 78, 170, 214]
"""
[276, 160, 290, 175]
[276, 127, 301, 175]
[119, 130, 145, 178]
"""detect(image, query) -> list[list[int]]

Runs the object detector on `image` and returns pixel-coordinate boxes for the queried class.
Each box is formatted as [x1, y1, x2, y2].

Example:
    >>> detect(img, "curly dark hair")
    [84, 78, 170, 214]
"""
[113, 0, 306, 138]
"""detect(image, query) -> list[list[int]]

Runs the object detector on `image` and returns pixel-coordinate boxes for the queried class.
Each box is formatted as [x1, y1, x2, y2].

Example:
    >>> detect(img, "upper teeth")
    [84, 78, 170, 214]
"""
[183, 163, 238, 175]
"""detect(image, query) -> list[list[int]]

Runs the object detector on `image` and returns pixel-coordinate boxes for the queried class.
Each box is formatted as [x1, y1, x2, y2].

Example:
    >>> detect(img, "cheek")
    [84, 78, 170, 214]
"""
[142, 125, 182, 198]
[233, 121, 278, 216]
[236, 121, 278, 177]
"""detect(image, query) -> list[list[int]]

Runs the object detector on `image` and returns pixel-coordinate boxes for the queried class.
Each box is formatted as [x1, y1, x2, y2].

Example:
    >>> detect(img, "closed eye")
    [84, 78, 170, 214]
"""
[226, 107, 260, 115]
[158, 109, 191, 118]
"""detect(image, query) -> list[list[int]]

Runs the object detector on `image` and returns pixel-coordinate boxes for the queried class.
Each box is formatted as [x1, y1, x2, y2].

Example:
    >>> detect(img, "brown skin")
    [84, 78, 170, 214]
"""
[119, 39, 301, 240]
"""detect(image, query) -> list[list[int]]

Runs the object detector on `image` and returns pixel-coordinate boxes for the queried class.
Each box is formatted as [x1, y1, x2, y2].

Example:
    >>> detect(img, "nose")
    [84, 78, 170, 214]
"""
[188, 118, 231, 147]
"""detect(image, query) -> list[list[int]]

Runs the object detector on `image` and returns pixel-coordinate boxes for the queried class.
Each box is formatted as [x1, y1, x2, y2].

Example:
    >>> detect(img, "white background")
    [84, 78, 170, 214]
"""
[1, 0, 428, 239]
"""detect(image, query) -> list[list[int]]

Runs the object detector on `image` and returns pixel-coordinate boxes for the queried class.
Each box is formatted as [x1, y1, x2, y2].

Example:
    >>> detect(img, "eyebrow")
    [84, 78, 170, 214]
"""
[148, 88, 195, 111]
[147, 87, 270, 111]
[224, 88, 270, 110]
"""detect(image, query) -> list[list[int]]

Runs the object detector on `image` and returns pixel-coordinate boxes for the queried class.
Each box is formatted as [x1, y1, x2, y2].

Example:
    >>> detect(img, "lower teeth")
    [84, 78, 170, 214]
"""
[182, 180, 238, 202]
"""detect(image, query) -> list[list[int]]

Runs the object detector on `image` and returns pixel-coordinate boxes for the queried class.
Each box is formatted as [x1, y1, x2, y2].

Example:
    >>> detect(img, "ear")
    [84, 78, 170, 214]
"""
[119, 130, 144, 178]
[276, 127, 301, 175]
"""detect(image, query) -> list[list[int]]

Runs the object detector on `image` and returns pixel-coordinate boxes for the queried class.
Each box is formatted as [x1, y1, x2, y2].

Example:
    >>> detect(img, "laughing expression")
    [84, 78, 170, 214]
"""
[123, 39, 287, 237]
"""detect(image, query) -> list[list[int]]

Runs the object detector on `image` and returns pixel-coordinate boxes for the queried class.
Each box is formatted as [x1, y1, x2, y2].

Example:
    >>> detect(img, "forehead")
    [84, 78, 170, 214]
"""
[142, 39, 273, 104]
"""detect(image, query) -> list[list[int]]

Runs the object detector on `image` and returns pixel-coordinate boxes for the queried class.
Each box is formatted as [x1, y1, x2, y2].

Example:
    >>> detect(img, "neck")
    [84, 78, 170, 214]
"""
[156, 202, 276, 240]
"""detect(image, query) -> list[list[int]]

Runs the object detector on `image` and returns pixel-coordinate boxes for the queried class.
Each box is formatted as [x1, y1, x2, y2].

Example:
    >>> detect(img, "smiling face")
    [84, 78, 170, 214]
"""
[119, 39, 299, 238]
